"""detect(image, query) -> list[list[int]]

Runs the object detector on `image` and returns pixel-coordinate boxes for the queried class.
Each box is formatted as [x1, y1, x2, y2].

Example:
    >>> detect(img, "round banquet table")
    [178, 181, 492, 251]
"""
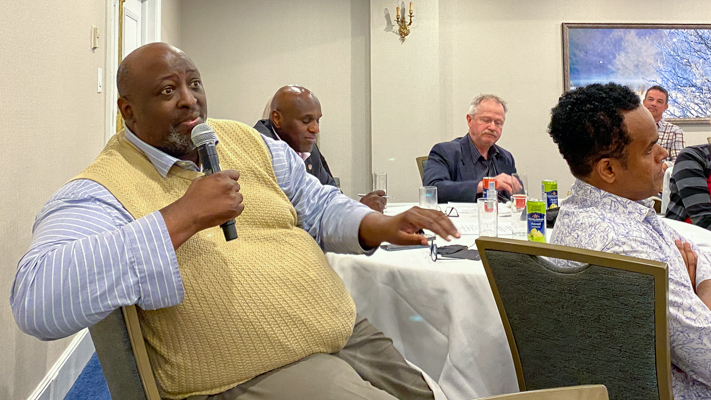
[327, 202, 521, 400]
[328, 202, 711, 400]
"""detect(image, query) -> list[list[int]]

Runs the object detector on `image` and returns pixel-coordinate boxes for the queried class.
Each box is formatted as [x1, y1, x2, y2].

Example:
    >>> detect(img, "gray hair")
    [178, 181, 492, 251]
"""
[467, 94, 508, 115]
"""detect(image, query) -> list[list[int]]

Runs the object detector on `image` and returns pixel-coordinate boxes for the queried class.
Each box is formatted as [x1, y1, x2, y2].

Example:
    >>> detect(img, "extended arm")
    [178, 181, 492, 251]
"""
[268, 137, 459, 251]
[266, 137, 373, 254]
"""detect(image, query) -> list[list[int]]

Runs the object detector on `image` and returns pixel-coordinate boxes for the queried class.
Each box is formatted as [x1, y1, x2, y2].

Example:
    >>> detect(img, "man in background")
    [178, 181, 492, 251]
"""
[254, 85, 386, 212]
[423, 94, 519, 203]
[643, 85, 685, 169]
[548, 82, 711, 398]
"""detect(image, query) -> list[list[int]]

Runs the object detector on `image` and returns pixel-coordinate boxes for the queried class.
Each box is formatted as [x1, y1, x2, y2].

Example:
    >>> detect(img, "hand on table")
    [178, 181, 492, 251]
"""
[477, 173, 521, 195]
[360, 190, 387, 213]
[161, 170, 244, 249]
[358, 206, 460, 249]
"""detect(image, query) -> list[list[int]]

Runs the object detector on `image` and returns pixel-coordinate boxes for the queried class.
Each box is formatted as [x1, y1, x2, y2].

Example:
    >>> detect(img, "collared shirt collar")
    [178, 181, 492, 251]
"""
[124, 125, 204, 178]
[267, 123, 311, 161]
[567, 179, 655, 223]
[468, 134, 499, 161]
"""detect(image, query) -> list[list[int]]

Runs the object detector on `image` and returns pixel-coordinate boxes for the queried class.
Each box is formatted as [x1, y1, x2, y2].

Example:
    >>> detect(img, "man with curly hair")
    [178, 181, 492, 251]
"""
[548, 82, 711, 398]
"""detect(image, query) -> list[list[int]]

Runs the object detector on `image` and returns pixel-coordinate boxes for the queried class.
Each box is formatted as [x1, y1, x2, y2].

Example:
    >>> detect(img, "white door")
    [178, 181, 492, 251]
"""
[105, 0, 161, 142]
[123, 0, 143, 58]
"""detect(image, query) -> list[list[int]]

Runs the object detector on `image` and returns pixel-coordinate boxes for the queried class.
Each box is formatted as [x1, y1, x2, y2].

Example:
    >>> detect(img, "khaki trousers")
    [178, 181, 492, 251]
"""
[182, 314, 434, 400]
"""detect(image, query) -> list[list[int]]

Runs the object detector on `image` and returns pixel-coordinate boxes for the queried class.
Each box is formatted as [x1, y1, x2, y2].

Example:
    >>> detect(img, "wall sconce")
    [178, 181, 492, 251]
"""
[395, 2, 414, 43]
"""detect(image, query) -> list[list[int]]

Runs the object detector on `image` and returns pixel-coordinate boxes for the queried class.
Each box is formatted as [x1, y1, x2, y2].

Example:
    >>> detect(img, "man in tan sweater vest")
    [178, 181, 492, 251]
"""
[12, 43, 460, 399]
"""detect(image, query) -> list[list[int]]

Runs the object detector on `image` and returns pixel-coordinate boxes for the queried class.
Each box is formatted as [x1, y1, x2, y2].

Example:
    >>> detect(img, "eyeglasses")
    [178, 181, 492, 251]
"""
[430, 239, 477, 262]
[444, 207, 459, 217]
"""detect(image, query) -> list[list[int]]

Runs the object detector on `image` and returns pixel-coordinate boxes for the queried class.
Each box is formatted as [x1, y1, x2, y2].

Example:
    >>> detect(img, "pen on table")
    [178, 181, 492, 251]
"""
[357, 194, 393, 198]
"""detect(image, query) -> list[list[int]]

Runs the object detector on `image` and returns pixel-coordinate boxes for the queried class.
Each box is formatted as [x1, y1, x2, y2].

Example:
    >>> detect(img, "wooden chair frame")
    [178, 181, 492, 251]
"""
[476, 384, 608, 400]
[416, 156, 428, 181]
[89, 305, 161, 400]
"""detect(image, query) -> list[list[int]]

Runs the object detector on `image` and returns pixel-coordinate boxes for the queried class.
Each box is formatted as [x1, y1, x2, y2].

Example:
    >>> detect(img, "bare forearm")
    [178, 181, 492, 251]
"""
[160, 202, 199, 249]
[358, 212, 401, 249]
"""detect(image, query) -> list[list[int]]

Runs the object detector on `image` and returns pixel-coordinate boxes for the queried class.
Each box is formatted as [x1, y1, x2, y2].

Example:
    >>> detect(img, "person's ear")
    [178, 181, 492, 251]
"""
[118, 96, 134, 124]
[271, 110, 282, 128]
[662, 102, 669, 113]
[594, 157, 617, 184]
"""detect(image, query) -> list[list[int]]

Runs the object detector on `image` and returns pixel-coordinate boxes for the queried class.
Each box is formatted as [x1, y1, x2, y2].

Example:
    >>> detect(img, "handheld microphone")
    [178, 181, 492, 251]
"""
[191, 123, 238, 241]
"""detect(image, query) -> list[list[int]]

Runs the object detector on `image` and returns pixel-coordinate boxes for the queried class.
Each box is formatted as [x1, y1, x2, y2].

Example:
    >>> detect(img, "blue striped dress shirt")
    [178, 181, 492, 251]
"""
[11, 126, 373, 340]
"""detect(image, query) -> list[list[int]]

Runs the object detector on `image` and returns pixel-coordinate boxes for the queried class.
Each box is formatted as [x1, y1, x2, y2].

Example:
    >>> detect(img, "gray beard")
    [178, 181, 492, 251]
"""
[157, 126, 196, 158]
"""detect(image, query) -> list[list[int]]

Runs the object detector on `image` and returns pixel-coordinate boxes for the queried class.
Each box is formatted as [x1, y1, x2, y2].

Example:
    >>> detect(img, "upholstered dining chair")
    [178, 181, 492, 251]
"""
[475, 237, 672, 400]
[476, 384, 608, 400]
[416, 156, 428, 181]
[88, 305, 161, 400]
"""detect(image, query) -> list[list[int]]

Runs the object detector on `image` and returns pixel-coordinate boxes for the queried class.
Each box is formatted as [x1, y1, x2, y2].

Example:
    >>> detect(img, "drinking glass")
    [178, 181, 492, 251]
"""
[477, 198, 498, 237]
[373, 172, 388, 209]
[419, 186, 438, 209]
[511, 173, 527, 239]
[511, 173, 527, 196]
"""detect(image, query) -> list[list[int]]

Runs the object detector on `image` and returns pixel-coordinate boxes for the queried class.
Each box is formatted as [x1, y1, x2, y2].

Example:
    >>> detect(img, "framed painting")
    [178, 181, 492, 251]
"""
[562, 23, 711, 123]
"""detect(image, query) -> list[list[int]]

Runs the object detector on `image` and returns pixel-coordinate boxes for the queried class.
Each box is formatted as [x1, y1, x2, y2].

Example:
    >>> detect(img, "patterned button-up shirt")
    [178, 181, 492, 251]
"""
[550, 179, 711, 399]
[657, 118, 685, 165]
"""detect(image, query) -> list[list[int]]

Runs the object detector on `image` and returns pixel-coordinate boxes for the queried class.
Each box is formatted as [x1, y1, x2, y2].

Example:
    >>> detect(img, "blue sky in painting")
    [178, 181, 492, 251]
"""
[568, 28, 711, 118]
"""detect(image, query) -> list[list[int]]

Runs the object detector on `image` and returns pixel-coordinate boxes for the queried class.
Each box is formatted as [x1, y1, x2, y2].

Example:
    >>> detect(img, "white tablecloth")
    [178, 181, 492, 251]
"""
[329, 205, 711, 400]
[328, 202, 521, 400]
[663, 218, 711, 251]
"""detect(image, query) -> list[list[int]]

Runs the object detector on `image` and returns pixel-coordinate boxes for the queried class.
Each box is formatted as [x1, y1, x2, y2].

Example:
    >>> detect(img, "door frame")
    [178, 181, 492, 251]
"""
[105, 0, 162, 143]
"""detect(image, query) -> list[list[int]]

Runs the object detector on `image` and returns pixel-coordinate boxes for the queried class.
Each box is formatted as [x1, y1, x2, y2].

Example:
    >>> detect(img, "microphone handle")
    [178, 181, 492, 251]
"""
[198, 144, 238, 241]
[198, 143, 222, 175]
[221, 220, 238, 241]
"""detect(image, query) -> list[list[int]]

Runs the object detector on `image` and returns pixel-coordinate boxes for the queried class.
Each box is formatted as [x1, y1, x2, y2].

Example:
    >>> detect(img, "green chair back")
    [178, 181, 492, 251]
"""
[476, 237, 672, 400]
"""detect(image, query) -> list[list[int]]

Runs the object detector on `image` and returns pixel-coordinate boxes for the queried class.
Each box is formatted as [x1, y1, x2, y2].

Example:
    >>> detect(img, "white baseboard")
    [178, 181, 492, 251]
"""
[26, 329, 96, 400]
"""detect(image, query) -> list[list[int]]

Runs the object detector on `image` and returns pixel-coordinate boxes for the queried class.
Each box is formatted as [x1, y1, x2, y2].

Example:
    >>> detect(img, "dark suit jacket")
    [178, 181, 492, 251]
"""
[253, 119, 337, 187]
[423, 136, 516, 203]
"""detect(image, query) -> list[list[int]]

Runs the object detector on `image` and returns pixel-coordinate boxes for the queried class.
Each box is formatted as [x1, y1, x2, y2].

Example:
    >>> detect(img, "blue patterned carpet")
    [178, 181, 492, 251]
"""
[64, 353, 111, 400]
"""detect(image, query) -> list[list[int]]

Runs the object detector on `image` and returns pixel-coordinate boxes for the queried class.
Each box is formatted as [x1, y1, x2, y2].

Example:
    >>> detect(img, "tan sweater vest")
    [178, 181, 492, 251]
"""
[74, 119, 356, 399]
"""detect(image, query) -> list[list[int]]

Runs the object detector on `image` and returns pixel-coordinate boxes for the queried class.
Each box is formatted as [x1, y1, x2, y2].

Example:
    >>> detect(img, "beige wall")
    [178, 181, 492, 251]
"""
[0, 0, 107, 398]
[178, 0, 372, 199]
[371, 0, 711, 201]
[162, 0, 182, 47]
[178, 0, 711, 202]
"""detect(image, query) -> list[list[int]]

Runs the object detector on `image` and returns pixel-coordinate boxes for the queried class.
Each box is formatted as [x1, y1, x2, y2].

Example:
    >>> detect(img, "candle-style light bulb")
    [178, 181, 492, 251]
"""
[410, 2, 413, 13]
[396, 6, 400, 18]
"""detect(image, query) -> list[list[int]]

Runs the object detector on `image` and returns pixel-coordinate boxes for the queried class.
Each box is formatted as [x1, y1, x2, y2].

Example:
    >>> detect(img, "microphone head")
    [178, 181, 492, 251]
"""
[191, 123, 217, 147]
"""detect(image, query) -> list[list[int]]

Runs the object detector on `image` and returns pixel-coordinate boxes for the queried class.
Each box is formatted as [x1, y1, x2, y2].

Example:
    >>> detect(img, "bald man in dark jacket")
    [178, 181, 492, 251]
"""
[255, 86, 385, 212]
